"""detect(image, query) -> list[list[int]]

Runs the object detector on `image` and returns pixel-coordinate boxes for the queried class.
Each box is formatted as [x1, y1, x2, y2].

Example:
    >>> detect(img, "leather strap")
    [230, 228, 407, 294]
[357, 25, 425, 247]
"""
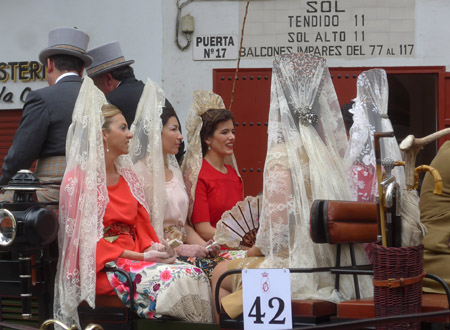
[373, 272, 426, 288]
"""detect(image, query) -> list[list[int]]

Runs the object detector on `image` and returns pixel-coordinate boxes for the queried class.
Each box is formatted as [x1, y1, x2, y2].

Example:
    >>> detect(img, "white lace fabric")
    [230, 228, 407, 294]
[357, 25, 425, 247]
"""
[54, 77, 149, 327]
[343, 69, 425, 246]
[254, 53, 373, 302]
[181, 90, 240, 220]
[344, 69, 405, 202]
[128, 79, 185, 240]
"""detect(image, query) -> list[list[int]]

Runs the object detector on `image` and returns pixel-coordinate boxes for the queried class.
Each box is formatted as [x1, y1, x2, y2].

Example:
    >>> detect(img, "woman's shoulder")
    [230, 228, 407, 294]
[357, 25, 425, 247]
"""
[199, 161, 238, 180]
[224, 164, 240, 179]
[198, 159, 215, 177]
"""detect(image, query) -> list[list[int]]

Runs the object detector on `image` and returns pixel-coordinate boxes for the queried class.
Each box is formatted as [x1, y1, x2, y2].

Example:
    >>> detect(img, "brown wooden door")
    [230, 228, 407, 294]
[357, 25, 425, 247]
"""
[213, 69, 272, 196]
[438, 71, 450, 146]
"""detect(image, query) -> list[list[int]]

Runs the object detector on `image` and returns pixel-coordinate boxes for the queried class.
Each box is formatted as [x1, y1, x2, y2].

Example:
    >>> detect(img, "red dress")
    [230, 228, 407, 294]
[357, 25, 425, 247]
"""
[96, 176, 159, 295]
[191, 159, 243, 228]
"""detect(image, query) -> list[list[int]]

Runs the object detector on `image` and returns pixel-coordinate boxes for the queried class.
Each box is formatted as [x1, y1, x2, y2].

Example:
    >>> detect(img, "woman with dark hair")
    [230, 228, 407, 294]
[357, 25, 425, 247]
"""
[182, 91, 243, 242]
[129, 83, 222, 278]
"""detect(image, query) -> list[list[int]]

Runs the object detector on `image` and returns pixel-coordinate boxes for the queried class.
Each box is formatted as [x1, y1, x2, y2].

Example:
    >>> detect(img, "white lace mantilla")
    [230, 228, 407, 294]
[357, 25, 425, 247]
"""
[343, 69, 424, 246]
[344, 69, 405, 202]
[54, 77, 150, 327]
[254, 53, 373, 302]
[128, 79, 179, 240]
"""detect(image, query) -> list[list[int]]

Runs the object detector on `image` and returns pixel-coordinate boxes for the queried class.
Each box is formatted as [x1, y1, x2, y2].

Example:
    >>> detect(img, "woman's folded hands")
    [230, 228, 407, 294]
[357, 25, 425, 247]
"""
[143, 240, 177, 263]
[175, 240, 221, 258]
[176, 243, 209, 257]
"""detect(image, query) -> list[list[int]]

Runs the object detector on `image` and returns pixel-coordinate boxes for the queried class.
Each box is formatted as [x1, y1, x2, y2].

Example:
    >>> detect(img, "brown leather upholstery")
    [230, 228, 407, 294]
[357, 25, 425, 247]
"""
[337, 298, 375, 319]
[325, 200, 379, 244]
[422, 293, 450, 322]
[292, 299, 336, 317]
[337, 294, 449, 321]
[310, 200, 379, 244]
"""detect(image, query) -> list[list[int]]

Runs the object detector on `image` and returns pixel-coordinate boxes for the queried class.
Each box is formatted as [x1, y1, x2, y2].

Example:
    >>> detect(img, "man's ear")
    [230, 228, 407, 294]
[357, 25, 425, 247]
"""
[46, 58, 54, 74]
[79, 66, 85, 78]
[105, 73, 118, 91]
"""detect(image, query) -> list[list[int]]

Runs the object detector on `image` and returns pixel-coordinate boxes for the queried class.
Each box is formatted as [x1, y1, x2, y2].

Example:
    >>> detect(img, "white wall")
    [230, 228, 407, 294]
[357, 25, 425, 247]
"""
[3, 0, 450, 126]
[161, 0, 450, 128]
[2, 0, 163, 107]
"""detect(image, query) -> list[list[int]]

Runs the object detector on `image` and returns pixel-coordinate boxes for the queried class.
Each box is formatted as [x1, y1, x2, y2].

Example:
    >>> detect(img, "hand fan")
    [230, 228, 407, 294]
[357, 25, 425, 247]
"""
[214, 195, 261, 248]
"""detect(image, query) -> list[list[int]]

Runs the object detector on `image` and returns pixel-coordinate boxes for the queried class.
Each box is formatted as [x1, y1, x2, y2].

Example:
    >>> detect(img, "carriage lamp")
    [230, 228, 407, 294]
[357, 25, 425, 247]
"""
[0, 169, 59, 319]
[0, 169, 58, 248]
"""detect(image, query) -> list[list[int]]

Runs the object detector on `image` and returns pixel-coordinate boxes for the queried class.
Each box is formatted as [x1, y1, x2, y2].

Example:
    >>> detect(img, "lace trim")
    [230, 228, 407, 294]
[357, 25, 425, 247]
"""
[158, 294, 213, 323]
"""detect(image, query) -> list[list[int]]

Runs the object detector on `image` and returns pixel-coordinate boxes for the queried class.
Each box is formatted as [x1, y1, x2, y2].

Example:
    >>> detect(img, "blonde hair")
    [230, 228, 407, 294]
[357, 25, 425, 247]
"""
[101, 104, 122, 131]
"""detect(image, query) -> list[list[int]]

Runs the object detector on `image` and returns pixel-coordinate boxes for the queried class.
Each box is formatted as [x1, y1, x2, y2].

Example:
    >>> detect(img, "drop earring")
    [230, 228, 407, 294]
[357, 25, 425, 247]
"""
[106, 140, 110, 152]
[207, 144, 211, 150]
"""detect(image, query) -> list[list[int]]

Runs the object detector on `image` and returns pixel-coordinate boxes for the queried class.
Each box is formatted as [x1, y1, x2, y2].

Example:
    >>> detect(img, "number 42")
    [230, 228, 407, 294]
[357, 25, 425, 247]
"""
[248, 296, 286, 324]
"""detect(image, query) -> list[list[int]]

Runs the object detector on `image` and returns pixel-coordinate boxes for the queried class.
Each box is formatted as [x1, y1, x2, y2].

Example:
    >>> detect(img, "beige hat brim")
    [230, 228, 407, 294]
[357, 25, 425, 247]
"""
[39, 48, 93, 66]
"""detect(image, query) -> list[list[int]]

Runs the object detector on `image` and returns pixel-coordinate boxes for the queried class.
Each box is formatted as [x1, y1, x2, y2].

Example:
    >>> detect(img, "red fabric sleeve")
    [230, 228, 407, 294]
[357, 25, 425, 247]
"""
[135, 203, 160, 251]
[191, 177, 211, 224]
[96, 238, 126, 272]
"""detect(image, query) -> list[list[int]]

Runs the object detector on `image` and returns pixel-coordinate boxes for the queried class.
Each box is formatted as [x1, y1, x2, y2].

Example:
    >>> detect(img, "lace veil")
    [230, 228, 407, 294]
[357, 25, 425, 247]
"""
[54, 77, 148, 327]
[128, 79, 182, 240]
[344, 69, 406, 202]
[254, 53, 372, 302]
[181, 90, 239, 219]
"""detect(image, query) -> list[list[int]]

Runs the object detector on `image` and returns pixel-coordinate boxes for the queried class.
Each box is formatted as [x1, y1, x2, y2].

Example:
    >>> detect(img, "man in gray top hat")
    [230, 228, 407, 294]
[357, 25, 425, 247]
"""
[0, 27, 93, 203]
[86, 41, 156, 127]
[87, 41, 185, 162]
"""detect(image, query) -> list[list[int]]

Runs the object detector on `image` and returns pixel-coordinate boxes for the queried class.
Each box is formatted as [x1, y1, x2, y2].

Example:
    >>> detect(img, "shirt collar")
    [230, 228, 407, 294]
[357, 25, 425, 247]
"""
[55, 72, 78, 84]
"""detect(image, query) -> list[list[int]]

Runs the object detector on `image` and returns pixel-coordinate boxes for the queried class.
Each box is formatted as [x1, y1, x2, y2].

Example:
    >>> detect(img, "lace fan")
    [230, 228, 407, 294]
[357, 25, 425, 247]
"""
[214, 195, 262, 248]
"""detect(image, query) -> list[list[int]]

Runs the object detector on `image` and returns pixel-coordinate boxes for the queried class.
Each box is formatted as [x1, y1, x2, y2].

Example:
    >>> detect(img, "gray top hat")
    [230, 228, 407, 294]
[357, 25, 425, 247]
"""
[86, 41, 135, 78]
[39, 27, 93, 66]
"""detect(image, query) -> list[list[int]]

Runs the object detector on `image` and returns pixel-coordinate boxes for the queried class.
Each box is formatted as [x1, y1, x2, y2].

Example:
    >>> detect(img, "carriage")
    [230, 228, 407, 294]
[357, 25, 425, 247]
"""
[1, 166, 450, 330]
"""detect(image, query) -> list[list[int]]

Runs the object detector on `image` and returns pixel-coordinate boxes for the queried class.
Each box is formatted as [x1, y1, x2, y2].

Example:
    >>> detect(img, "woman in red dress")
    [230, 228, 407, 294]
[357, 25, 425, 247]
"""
[182, 91, 243, 242]
[54, 79, 213, 327]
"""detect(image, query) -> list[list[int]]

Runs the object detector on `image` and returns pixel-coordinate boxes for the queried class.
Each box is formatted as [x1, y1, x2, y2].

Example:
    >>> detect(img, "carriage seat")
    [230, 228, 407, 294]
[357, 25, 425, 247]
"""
[219, 200, 379, 329]
[219, 299, 337, 328]
[78, 295, 132, 330]
[78, 266, 135, 330]
[310, 199, 379, 245]
[338, 293, 450, 323]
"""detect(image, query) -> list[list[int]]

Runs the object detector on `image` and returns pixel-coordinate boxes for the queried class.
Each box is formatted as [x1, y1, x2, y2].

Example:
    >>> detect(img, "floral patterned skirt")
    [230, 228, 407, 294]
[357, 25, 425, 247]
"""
[177, 256, 225, 279]
[178, 249, 248, 279]
[106, 258, 213, 323]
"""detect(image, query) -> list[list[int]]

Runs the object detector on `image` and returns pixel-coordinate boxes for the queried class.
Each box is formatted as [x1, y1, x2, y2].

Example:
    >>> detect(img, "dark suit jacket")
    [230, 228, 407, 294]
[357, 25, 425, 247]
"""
[106, 75, 183, 161]
[0, 75, 82, 185]
[106, 76, 173, 127]
[106, 76, 144, 127]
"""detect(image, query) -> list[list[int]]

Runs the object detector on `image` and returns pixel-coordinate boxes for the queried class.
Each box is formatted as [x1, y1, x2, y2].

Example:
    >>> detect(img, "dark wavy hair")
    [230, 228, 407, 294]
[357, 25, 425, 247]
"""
[200, 108, 234, 157]
[109, 65, 135, 81]
[161, 106, 185, 164]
